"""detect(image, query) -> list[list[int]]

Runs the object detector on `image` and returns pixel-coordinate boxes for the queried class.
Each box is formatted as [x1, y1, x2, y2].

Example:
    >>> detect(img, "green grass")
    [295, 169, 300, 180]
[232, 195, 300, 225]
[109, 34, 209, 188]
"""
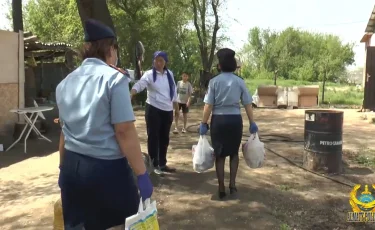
[354, 149, 375, 168]
[280, 223, 291, 230]
[278, 184, 292, 191]
[355, 155, 375, 167]
[245, 78, 363, 105]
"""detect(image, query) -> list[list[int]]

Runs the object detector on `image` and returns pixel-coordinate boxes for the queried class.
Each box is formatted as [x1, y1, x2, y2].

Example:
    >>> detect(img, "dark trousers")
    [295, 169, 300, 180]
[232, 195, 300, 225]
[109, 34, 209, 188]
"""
[145, 103, 173, 168]
[59, 150, 139, 230]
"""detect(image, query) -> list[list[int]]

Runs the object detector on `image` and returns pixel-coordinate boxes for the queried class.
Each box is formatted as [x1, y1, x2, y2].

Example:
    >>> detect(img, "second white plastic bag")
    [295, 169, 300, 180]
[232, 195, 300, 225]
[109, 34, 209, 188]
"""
[242, 133, 265, 169]
[192, 135, 215, 173]
[125, 198, 159, 230]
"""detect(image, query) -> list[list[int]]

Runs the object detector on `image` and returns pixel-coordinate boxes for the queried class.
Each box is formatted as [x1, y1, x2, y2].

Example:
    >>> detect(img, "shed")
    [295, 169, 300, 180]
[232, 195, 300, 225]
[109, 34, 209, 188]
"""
[23, 32, 77, 106]
[360, 5, 375, 110]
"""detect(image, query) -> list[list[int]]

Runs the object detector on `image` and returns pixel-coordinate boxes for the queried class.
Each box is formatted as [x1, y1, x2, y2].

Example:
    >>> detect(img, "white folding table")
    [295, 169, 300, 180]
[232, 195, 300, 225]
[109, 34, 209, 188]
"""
[6, 106, 54, 153]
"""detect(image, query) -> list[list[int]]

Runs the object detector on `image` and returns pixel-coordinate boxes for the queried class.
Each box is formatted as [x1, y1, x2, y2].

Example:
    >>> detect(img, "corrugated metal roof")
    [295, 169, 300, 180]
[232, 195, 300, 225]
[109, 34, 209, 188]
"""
[25, 42, 73, 52]
[25, 41, 73, 51]
[23, 31, 74, 52]
[365, 5, 375, 33]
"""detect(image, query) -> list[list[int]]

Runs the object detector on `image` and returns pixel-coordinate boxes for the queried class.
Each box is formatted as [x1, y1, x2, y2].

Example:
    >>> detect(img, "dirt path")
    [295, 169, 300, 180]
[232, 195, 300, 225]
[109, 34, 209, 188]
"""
[1, 108, 375, 230]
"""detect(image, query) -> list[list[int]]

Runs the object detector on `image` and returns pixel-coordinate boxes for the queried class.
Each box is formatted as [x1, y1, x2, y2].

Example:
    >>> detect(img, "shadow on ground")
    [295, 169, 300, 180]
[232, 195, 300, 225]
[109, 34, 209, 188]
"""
[0, 172, 59, 230]
[0, 129, 60, 170]
[155, 169, 375, 230]
[1, 108, 375, 229]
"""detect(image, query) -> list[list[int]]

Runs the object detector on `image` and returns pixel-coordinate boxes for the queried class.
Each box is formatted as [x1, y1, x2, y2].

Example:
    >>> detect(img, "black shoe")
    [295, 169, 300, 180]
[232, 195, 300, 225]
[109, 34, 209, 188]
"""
[160, 165, 176, 173]
[218, 185, 226, 199]
[218, 191, 226, 199]
[229, 186, 237, 195]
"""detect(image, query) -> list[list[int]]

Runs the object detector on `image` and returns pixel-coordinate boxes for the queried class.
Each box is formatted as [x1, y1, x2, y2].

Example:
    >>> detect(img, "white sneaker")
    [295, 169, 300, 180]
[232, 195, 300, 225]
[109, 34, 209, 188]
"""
[153, 168, 164, 176]
[182, 128, 186, 133]
[173, 128, 179, 134]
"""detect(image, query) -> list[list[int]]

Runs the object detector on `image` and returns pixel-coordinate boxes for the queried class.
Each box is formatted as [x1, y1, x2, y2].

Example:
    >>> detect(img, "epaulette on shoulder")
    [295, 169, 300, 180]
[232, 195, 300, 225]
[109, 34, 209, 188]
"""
[211, 73, 219, 79]
[233, 73, 243, 80]
[109, 64, 130, 76]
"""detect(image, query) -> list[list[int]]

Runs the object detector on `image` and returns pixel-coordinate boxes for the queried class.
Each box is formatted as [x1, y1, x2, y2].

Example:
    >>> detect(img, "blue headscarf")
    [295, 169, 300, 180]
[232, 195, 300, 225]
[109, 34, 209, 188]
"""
[152, 51, 175, 101]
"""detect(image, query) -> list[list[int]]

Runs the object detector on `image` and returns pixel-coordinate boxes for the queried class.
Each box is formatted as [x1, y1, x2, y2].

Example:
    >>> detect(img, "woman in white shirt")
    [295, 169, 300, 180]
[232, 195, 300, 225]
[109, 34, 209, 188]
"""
[131, 51, 178, 175]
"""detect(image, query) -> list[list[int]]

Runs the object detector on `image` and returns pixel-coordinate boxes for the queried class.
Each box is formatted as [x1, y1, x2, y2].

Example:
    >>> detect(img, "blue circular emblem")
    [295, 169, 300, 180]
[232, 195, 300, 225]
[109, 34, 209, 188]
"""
[358, 194, 375, 212]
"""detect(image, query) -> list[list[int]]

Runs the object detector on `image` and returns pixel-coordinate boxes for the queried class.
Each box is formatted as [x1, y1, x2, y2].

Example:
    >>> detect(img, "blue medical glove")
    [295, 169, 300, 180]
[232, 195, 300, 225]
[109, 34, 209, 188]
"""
[249, 121, 258, 134]
[199, 123, 209, 135]
[137, 172, 153, 201]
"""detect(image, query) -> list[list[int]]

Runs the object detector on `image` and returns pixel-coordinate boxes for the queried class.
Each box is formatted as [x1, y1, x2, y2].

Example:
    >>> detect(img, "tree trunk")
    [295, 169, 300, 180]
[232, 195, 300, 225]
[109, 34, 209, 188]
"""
[75, 0, 121, 65]
[12, 0, 23, 32]
[274, 71, 277, 86]
[191, 0, 220, 93]
[76, 0, 115, 31]
[322, 72, 326, 104]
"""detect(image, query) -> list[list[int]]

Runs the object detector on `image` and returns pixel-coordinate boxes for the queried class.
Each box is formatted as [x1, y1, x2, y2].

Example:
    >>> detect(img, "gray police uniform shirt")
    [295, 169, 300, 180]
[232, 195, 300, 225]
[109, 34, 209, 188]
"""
[176, 80, 193, 104]
[56, 58, 134, 160]
[204, 72, 252, 115]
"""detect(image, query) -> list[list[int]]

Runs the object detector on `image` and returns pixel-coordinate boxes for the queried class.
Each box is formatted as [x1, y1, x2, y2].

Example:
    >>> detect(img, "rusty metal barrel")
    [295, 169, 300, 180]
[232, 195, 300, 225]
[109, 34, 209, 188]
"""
[303, 110, 344, 173]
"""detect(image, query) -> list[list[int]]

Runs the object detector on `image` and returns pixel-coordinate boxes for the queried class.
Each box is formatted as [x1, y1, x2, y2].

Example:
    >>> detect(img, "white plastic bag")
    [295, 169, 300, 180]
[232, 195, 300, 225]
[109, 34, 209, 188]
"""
[192, 135, 215, 173]
[242, 134, 265, 169]
[125, 198, 159, 230]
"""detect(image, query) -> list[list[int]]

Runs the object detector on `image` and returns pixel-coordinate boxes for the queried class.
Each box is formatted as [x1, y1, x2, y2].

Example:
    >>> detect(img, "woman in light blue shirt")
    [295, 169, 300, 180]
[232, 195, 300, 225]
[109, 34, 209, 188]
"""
[199, 48, 259, 199]
[56, 19, 153, 229]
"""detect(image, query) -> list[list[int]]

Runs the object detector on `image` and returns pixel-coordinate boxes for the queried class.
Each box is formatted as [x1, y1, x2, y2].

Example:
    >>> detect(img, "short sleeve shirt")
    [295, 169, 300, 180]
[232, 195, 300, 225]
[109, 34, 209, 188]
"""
[203, 72, 253, 115]
[56, 58, 134, 160]
[176, 81, 193, 104]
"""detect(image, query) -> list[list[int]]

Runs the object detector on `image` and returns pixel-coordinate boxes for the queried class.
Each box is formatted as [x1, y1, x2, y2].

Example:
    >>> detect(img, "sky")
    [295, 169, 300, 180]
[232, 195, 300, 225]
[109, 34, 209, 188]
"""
[223, 0, 375, 69]
[0, 0, 374, 69]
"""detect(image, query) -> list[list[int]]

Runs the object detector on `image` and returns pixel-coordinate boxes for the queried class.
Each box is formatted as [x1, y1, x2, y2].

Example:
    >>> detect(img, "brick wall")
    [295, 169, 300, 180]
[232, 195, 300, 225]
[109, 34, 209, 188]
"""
[0, 83, 18, 135]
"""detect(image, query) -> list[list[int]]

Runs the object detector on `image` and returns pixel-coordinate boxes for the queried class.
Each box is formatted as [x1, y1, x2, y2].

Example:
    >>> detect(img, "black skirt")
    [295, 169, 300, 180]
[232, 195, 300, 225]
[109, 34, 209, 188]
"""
[210, 114, 243, 158]
[59, 150, 139, 229]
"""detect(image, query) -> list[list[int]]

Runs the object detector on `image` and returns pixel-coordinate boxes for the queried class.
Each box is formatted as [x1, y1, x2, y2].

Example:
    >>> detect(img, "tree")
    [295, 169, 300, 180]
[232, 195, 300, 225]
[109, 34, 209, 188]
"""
[243, 27, 263, 71]
[24, 0, 82, 46]
[110, 0, 151, 72]
[191, 0, 221, 89]
[12, 0, 23, 32]
[315, 34, 354, 103]
[22, 0, 208, 83]
[76, 0, 120, 64]
[260, 29, 284, 85]
[241, 27, 355, 86]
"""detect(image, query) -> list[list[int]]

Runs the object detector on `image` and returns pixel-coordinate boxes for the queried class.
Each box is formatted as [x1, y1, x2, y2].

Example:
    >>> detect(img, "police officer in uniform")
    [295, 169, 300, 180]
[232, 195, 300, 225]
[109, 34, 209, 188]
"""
[199, 48, 259, 199]
[56, 19, 153, 229]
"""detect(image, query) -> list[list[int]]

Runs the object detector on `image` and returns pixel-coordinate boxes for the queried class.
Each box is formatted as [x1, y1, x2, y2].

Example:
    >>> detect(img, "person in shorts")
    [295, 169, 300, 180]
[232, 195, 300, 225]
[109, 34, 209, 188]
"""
[173, 73, 193, 134]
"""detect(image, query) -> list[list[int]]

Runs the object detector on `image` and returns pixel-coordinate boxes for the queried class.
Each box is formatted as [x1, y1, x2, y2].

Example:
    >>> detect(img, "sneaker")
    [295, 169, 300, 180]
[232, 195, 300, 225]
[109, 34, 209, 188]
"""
[153, 168, 164, 176]
[173, 128, 179, 134]
[181, 128, 186, 133]
[160, 165, 176, 173]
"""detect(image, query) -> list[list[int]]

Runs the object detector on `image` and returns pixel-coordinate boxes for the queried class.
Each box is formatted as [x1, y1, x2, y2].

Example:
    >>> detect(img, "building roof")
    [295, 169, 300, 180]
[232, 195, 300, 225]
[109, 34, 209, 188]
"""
[360, 33, 372, 43]
[361, 5, 375, 43]
[23, 31, 75, 61]
[365, 5, 375, 33]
